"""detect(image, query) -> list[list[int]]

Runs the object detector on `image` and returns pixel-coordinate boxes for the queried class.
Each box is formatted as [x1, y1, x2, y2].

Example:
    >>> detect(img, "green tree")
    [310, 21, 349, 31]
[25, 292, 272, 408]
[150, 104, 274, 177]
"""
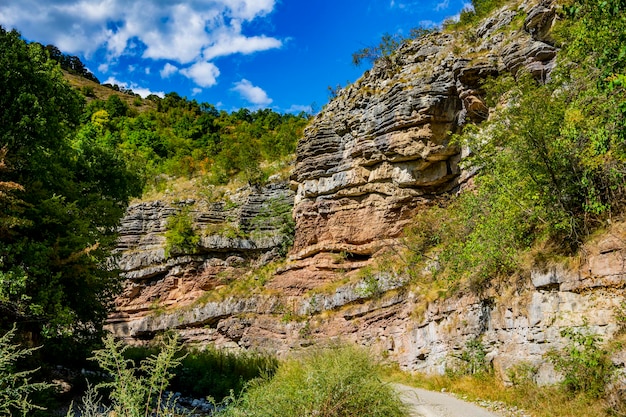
[105, 94, 129, 119]
[164, 208, 199, 259]
[0, 27, 141, 357]
[402, 0, 626, 292]
[547, 326, 616, 398]
[352, 32, 404, 68]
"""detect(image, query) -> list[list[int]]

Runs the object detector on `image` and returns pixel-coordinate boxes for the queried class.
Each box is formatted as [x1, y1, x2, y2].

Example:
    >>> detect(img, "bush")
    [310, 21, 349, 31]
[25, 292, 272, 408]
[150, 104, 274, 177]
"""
[249, 197, 295, 255]
[164, 208, 199, 259]
[70, 333, 184, 417]
[446, 0, 507, 28]
[449, 337, 492, 376]
[352, 26, 436, 68]
[219, 344, 408, 417]
[547, 326, 616, 398]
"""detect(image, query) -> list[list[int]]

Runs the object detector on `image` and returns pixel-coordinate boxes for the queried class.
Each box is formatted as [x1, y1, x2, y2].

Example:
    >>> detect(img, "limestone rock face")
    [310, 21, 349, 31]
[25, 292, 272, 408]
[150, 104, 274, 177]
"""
[107, 0, 625, 384]
[109, 226, 626, 383]
[289, 0, 558, 259]
[108, 182, 293, 325]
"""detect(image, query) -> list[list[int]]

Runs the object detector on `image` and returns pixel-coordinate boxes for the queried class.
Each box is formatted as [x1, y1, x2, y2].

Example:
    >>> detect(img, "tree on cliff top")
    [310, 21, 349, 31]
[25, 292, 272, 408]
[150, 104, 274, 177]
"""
[0, 26, 141, 359]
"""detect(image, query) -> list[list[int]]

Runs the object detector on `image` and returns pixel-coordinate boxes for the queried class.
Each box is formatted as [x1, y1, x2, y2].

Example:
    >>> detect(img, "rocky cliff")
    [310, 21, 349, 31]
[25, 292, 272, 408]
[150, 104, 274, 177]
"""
[107, 0, 626, 382]
[108, 182, 293, 327]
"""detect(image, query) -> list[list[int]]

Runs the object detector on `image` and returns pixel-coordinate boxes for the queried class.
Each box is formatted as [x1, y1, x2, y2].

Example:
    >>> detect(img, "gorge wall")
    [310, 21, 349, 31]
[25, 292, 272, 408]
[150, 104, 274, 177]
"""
[107, 0, 626, 382]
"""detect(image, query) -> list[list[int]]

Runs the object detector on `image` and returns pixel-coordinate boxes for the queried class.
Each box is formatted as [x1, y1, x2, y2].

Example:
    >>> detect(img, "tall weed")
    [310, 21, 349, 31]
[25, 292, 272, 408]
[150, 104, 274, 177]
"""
[71, 333, 184, 417]
[0, 326, 50, 416]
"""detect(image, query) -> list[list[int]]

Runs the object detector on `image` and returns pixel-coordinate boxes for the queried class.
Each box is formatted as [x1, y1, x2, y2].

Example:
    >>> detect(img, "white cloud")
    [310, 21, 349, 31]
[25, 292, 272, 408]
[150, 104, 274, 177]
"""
[202, 31, 282, 60]
[192, 88, 202, 96]
[180, 61, 220, 87]
[132, 87, 165, 99]
[434, 0, 450, 11]
[160, 63, 179, 78]
[0, 0, 281, 65]
[102, 77, 164, 98]
[419, 20, 438, 28]
[232, 79, 272, 106]
[222, 0, 275, 20]
[286, 104, 312, 114]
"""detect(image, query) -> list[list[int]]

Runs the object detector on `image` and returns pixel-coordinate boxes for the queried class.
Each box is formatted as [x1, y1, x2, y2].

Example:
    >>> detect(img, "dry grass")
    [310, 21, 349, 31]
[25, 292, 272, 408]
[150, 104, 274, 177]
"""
[63, 70, 156, 112]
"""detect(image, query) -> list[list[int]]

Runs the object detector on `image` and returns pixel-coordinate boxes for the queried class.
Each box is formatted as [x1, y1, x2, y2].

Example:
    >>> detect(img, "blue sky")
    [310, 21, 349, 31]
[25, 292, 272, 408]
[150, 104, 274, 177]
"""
[0, 0, 468, 113]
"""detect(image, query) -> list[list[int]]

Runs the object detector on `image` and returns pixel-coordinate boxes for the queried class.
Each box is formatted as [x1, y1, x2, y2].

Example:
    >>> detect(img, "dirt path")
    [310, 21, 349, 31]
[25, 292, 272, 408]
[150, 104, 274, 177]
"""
[394, 383, 502, 417]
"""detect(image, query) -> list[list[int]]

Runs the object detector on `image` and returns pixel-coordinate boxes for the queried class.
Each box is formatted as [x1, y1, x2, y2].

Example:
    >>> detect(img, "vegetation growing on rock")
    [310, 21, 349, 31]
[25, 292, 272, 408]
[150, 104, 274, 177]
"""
[1, 0, 626, 415]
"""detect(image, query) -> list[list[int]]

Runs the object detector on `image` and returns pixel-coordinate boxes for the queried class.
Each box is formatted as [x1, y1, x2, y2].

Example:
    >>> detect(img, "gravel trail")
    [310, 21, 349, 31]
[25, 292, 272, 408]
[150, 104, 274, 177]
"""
[394, 383, 503, 417]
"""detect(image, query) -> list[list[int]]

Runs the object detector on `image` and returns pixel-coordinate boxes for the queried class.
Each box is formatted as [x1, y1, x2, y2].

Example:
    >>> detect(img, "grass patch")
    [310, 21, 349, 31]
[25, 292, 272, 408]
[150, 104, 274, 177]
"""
[443, 0, 511, 31]
[220, 344, 408, 417]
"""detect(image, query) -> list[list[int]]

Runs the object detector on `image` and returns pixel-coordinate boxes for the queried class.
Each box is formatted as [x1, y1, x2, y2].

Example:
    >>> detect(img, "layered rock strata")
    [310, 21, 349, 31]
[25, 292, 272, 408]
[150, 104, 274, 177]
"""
[289, 0, 557, 260]
[108, 182, 293, 326]
[110, 221, 626, 383]
[107, 0, 625, 382]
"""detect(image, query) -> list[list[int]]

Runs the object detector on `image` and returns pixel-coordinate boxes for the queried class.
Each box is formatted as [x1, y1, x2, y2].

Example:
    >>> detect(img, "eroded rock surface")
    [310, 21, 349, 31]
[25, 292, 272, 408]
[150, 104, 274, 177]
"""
[289, 0, 557, 260]
[107, 0, 625, 383]
[108, 182, 293, 325]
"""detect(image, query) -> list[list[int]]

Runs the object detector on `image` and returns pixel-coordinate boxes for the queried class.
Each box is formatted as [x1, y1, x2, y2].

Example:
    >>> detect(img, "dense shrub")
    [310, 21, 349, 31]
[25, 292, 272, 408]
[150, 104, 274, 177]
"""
[163, 208, 199, 259]
[219, 344, 408, 417]
[0, 327, 49, 416]
[443, 0, 507, 29]
[70, 334, 184, 417]
[401, 0, 626, 293]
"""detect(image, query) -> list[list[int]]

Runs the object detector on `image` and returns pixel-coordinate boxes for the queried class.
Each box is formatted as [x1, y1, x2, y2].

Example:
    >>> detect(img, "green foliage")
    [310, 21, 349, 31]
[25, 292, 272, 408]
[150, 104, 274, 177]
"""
[219, 344, 408, 417]
[402, 176, 532, 291]
[449, 337, 491, 376]
[401, 1, 626, 294]
[445, 0, 508, 28]
[355, 269, 383, 300]
[88, 93, 308, 189]
[44, 43, 100, 83]
[505, 362, 539, 387]
[0, 26, 141, 357]
[352, 32, 403, 68]
[249, 198, 295, 255]
[81, 86, 96, 97]
[175, 348, 277, 402]
[76, 334, 184, 417]
[546, 326, 616, 398]
[125, 344, 278, 401]
[0, 326, 50, 416]
[164, 208, 199, 259]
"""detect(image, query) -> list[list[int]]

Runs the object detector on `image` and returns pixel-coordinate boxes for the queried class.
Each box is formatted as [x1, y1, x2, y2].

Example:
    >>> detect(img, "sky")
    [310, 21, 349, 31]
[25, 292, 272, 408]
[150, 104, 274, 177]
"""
[0, 0, 469, 114]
